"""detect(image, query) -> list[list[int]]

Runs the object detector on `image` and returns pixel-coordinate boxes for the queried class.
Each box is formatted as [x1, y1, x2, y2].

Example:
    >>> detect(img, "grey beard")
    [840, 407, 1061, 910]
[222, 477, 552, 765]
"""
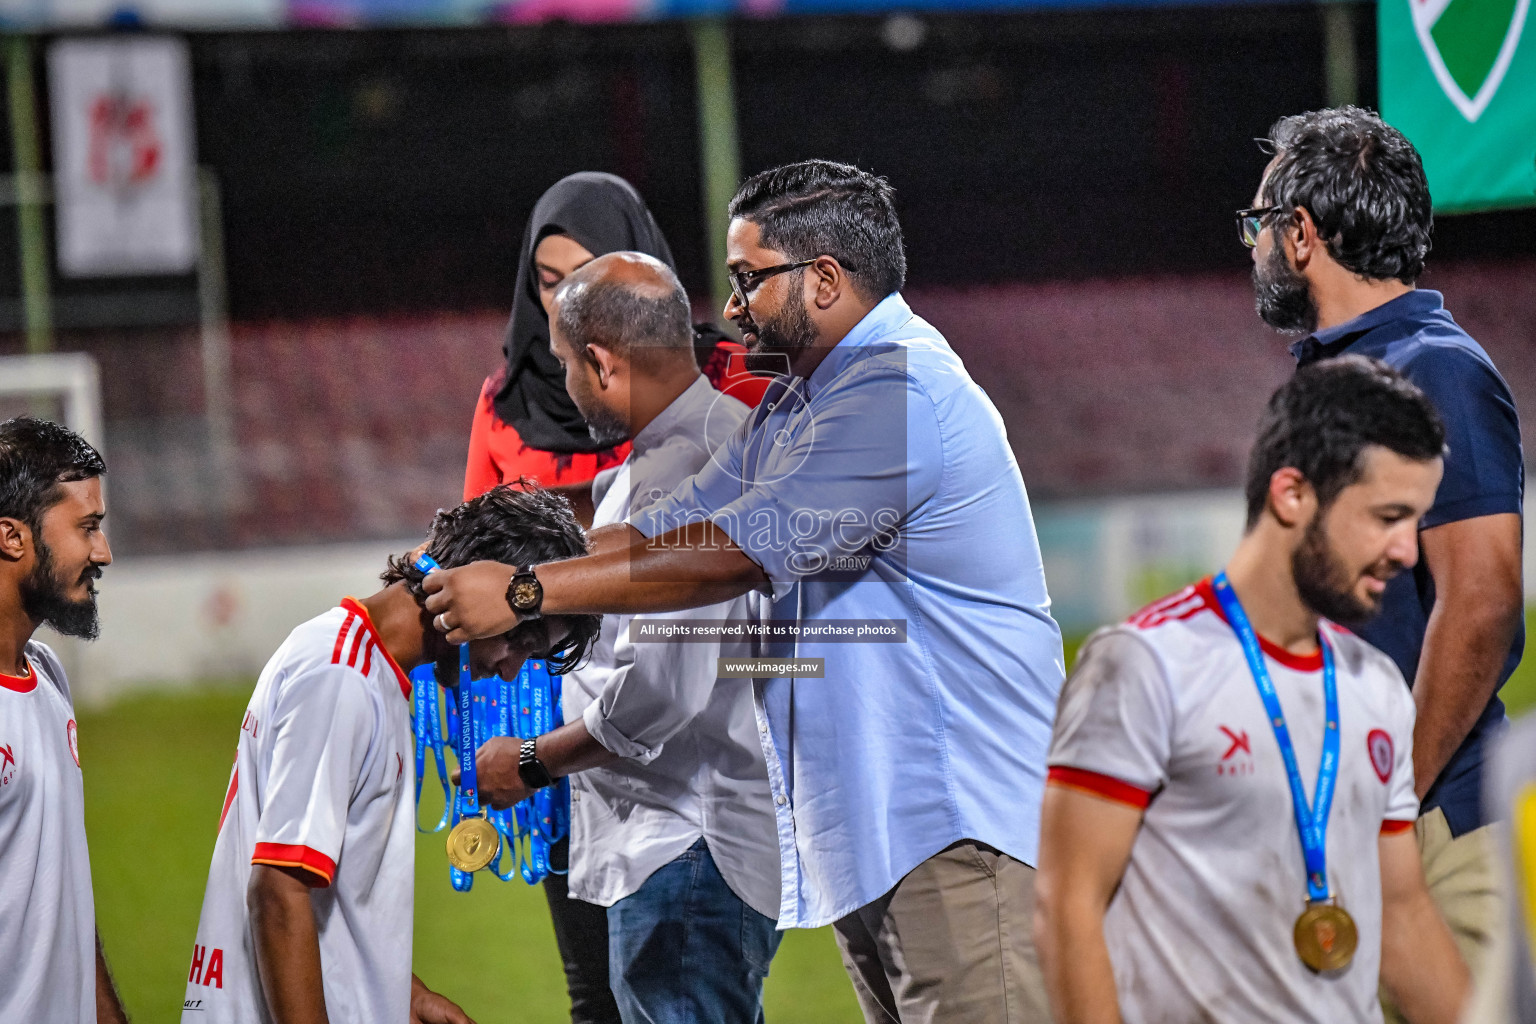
[585, 411, 630, 447]
[1253, 242, 1318, 335]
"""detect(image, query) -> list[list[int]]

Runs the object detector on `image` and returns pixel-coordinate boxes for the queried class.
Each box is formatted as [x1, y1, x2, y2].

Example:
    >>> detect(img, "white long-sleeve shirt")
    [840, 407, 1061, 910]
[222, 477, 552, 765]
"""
[563, 374, 780, 919]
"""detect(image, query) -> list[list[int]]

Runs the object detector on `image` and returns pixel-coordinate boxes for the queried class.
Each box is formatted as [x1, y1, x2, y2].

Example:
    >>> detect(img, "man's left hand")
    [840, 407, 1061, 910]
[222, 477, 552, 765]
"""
[421, 561, 521, 644]
[411, 974, 477, 1024]
[473, 737, 534, 810]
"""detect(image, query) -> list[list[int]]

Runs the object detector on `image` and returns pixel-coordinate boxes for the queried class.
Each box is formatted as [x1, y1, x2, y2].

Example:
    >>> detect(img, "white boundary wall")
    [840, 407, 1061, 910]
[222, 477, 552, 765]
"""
[47, 539, 409, 706]
[43, 490, 1536, 705]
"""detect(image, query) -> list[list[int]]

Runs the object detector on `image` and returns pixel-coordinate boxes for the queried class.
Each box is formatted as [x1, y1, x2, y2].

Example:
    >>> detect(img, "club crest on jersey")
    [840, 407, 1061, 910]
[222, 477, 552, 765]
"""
[1217, 725, 1255, 776]
[67, 720, 79, 768]
[1368, 729, 1393, 783]
[0, 743, 15, 786]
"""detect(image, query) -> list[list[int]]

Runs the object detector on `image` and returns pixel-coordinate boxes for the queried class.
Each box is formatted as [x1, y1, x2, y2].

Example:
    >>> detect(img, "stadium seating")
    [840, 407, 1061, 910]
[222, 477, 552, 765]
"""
[2, 261, 1531, 554]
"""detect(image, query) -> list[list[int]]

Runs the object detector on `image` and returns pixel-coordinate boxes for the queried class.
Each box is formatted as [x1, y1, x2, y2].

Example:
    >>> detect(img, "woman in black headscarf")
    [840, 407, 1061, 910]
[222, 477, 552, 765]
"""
[463, 171, 760, 500]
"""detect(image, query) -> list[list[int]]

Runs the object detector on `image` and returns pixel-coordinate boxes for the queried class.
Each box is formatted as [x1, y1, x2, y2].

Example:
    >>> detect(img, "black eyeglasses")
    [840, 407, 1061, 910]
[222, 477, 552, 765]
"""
[728, 258, 819, 312]
[1236, 206, 1285, 248]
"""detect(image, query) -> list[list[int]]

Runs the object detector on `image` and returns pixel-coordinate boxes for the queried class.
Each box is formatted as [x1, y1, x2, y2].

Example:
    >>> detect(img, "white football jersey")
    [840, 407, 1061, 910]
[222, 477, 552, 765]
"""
[182, 600, 416, 1024]
[0, 641, 97, 1024]
[1048, 578, 1420, 1024]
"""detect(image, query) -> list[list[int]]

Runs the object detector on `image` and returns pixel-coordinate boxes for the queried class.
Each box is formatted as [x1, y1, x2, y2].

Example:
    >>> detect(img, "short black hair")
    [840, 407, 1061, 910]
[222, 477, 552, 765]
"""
[1261, 106, 1433, 284]
[382, 484, 600, 672]
[0, 417, 107, 533]
[1244, 356, 1445, 528]
[554, 258, 695, 371]
[728, 159, 906, 301]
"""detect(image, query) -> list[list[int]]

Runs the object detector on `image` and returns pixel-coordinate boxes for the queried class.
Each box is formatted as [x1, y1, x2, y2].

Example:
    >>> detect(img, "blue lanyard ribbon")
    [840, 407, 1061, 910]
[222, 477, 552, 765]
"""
[406, 553, 568, 889]
[447, 644, 478, 892]
[411, 554, 474, 890]
[409, 664, 453, 833]
[1212, 572, 1339, 903]
[408, 555, 453, 834]
[456, 643, 479, 814]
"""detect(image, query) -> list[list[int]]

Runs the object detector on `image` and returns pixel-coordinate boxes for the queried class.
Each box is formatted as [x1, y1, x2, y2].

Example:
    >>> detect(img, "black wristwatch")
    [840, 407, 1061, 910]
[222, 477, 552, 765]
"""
[506, 566, 543, 620]
[518, 738, 555, 791]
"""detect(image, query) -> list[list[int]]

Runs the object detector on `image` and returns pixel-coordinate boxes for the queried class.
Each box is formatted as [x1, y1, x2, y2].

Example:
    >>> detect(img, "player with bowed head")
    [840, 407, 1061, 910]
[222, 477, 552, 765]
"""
[0, 417, 127, 1023]
[1035, 357, 1469, 1023]
[180, 487, 600, 1024]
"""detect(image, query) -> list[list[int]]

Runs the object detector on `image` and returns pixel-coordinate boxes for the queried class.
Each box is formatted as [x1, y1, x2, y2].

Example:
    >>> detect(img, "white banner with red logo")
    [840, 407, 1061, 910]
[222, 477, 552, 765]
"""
[47, 36, 199, 278]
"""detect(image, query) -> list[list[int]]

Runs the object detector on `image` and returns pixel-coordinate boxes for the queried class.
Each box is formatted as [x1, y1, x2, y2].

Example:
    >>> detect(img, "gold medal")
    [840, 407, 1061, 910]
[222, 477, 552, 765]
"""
[446, 815, 499, 873]
[1293, 901, 1357, 972]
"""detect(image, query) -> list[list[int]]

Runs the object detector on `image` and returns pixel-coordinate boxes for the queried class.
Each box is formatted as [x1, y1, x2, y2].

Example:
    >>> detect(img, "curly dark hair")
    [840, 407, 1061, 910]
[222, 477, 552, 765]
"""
[1244, 355, 1445, 528]
[382, 484, 600, 673]
[1260, 106, 1433, 285]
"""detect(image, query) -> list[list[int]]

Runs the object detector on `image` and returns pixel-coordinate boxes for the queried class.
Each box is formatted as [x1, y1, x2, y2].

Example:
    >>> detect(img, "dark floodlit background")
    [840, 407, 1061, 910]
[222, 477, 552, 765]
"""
[0, 2, 1531, 1019]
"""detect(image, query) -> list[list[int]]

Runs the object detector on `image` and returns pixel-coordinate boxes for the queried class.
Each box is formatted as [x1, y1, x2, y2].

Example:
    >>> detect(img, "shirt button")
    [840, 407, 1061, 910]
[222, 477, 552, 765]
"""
[775, 794, 787, 806]
[759, 720, 769, 734]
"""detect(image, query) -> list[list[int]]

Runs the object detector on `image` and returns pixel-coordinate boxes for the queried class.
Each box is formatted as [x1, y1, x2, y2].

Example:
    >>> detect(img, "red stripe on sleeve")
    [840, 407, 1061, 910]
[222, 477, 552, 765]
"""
[217, 766, 238, 833]
[1380, 819, 1415, 835]
[346, 622, 366, 668]
[361, 639, 374, 678]
[330, 612, 356, 665]
[251, 843, 336, 887]
[1047, 766, 1154, 809]
[339, 598, 412, 700]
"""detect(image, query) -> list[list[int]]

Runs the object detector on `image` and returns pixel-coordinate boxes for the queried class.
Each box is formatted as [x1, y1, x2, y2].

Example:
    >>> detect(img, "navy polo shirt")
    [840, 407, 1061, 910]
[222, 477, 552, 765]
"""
[1292, 289, 1524, 836]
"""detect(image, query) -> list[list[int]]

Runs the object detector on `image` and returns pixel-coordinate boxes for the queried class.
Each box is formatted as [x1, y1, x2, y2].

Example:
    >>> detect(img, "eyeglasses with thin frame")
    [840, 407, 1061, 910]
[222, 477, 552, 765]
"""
[727, 258, 820, 313]
[1236, 206, 1285, 248]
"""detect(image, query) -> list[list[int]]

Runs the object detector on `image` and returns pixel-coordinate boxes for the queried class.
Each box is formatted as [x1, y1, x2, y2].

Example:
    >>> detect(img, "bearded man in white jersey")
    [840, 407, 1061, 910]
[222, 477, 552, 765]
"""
[182, 486, 600, 1024]
[1036, 357, 1470, 1023]
[0, 416, 128, 1024]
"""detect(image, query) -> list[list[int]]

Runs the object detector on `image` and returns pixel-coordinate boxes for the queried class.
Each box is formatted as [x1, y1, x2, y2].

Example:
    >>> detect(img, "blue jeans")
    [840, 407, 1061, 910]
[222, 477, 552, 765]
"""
[608, 838, 782, 1024]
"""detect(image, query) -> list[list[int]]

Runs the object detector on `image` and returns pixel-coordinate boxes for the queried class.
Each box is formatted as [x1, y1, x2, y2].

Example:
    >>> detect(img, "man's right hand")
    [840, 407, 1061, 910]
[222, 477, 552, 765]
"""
[422, 562, 521, 644]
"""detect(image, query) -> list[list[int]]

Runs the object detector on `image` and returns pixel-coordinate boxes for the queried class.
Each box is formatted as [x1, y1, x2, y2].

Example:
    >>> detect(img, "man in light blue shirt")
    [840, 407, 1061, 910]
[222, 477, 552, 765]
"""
[426, 160, 1064, 1023]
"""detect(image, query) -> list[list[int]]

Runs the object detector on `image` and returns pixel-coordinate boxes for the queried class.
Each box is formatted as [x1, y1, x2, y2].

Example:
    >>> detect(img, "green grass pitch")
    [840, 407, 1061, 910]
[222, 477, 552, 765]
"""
[81, 623, 1536, 1022]
[82, 687, 862, 1023]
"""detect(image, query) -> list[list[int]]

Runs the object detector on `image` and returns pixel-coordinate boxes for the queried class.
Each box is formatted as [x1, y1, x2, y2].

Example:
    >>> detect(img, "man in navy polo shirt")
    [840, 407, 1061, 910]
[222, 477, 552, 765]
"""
[1243, 105, 1522, 1018]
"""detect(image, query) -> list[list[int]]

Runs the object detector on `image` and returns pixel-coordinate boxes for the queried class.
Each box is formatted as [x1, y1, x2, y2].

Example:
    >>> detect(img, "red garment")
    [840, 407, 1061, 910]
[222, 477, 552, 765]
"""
[700, 340, 772, 409]
[462, 340, 769, 501]
[463, 381, 629, 500]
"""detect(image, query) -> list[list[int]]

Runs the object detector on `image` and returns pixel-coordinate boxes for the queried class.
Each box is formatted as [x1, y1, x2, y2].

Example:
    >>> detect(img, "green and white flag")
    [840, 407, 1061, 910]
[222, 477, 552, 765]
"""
[1381, 0, 1536, 212]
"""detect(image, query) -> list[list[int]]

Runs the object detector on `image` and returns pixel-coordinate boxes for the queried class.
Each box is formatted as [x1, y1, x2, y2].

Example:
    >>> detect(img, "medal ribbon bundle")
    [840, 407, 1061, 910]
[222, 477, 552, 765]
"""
[410, 555, 570, 890]
[1212, 572, 1357, 972]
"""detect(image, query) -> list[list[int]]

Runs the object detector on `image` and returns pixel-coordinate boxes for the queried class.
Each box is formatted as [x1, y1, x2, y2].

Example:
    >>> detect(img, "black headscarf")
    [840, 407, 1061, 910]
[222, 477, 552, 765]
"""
[492, 172, 678, 454]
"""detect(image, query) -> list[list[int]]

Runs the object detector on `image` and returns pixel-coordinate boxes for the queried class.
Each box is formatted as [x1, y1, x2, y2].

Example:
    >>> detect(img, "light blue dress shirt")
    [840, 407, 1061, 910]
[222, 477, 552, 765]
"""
[629, 293, 1064, 928]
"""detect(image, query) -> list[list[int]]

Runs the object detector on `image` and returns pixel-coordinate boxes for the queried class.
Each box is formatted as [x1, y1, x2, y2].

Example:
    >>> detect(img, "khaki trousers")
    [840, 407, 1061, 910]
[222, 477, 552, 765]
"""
[1382, 807, 1507, 1024]
[831, 840, 1050, 1024]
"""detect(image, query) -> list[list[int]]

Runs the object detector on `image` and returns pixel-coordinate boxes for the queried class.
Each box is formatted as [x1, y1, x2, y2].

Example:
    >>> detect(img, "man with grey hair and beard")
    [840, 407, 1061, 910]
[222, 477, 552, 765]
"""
[469, 252, 782, 1024]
